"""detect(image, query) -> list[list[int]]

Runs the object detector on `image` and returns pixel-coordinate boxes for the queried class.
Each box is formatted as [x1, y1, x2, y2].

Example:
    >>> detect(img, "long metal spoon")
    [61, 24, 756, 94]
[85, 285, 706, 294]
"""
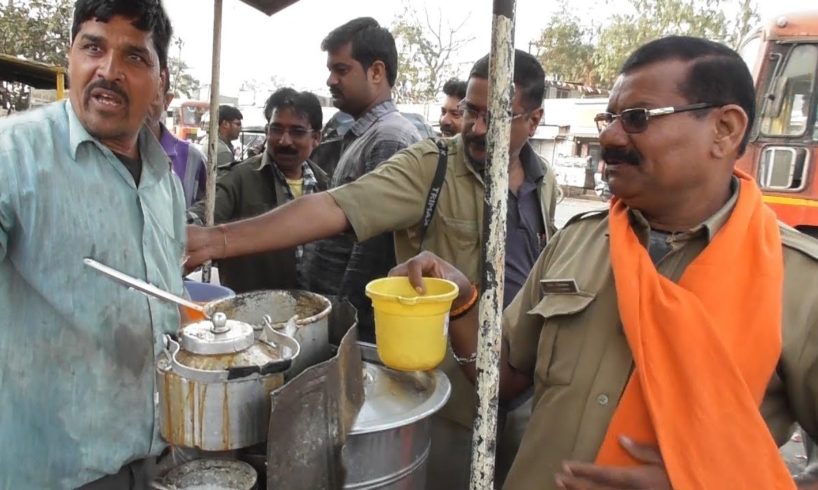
[83, 257, 209, 319]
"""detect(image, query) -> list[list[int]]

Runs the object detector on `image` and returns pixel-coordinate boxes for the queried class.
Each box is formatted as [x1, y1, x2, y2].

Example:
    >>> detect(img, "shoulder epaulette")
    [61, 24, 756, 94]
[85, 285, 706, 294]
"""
[779, 223, 818, 262]
[563, 208, 609, 229]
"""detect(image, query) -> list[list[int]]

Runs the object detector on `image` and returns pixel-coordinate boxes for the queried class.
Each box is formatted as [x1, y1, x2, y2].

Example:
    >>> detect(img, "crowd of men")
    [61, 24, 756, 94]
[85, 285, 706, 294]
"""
[2, 0, 818, 489]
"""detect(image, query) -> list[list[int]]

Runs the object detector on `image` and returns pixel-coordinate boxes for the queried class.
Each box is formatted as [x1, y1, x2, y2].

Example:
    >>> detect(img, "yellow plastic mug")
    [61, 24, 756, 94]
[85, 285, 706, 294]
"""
[365, 277, 459, 371]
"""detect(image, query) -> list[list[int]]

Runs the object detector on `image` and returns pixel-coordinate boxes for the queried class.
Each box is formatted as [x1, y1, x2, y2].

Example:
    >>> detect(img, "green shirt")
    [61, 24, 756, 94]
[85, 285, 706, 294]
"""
[331, 135, 558, 287]
[0, 101, 186, 488]
[330, 135, 559, 428]
[502, 186, 818, 490]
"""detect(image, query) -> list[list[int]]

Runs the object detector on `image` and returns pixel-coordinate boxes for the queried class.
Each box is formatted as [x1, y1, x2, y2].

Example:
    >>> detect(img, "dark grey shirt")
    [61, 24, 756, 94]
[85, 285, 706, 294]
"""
[305, 100, 421, 339]
[330, 100, 421, 186]
[504, 144, 545, 307]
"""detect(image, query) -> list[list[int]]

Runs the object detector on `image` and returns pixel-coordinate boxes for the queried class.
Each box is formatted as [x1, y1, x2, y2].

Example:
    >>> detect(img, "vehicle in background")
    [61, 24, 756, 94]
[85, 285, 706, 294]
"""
[173, 100, 210, 142]
[594, 160, 611, 201]
[737, 11, 818, 237]
[237, 125, 267, 161]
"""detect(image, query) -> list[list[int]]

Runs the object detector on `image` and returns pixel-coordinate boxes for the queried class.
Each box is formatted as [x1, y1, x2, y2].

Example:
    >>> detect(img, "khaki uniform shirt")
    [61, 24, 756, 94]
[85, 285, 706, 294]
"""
[330, 135, 559, 427]
[502, 187, 818, 490]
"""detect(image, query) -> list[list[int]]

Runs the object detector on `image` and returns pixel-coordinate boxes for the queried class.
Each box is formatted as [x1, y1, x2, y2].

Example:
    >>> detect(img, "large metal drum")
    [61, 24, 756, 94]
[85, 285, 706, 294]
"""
[342, 346, 451, 489]
[208, 290, 332, 378]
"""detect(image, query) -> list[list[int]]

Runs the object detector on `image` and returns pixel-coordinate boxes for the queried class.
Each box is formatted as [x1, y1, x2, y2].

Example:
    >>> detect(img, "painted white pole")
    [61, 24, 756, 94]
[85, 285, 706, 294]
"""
[202, 0, 223, 283]
[469, 0, 517, 488]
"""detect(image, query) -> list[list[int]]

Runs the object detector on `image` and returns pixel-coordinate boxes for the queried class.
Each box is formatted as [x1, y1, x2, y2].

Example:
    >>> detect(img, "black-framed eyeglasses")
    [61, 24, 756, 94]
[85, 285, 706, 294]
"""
[458, 100, 532, 125]
[594, 102, 719, 134]
[267, 125, 314, 140]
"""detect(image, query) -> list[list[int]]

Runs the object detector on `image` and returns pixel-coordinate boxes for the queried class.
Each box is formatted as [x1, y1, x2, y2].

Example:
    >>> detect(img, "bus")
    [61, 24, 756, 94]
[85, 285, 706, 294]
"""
[173, 100, 209, 142]
[737, 10, 818, 236]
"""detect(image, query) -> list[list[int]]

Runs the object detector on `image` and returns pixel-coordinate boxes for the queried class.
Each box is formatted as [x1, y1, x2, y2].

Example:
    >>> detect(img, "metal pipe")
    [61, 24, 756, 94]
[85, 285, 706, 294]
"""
[202, 0, 223, 283]
[470, 0, 516, 488]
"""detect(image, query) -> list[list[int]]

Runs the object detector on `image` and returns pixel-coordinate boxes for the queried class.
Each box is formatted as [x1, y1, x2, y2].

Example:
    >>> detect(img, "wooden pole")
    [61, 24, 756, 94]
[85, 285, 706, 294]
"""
[470, 0, 516, 488]
[202, 0, 223, 283]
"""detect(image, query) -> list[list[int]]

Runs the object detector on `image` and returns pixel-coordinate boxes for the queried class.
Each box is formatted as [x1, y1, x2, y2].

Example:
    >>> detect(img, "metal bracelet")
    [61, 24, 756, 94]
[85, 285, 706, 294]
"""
[453, 351, 477, 366]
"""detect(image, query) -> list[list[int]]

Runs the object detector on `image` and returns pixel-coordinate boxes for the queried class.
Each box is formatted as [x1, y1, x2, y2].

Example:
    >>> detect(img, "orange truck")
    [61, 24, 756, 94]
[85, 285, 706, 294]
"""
[737, 10, 818, 237]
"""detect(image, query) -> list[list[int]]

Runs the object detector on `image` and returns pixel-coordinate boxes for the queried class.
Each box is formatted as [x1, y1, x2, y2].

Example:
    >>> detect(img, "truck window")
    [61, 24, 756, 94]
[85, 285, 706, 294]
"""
[759, 44, 818, 138]
[757, 146, 809, 190]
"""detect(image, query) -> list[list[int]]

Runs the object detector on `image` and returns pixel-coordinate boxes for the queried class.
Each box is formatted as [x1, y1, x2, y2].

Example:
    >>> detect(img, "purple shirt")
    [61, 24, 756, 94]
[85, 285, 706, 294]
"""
[159, 125, 207, 207]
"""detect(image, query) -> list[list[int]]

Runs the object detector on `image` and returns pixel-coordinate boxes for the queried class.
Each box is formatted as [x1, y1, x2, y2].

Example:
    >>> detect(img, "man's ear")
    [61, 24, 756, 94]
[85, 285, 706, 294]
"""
[163, 93, 174, 111]
[712, 104, 748, 159]
[159, 67, 169, 91]
[528, 107, 544, 137]
[368, 60, 386, 84]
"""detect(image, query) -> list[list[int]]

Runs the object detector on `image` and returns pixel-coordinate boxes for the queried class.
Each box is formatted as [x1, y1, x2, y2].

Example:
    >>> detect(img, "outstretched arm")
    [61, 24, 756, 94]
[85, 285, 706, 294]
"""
[185, 192, 349, 269]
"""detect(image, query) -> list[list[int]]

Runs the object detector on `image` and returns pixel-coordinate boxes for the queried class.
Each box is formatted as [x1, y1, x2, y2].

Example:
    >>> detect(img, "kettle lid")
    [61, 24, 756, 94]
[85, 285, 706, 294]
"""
[180, 311, 255, 355]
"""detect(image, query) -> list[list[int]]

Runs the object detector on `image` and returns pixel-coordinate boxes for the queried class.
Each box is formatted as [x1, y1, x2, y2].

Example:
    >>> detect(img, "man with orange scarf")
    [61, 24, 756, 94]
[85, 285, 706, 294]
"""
[391, 36, 818, 489]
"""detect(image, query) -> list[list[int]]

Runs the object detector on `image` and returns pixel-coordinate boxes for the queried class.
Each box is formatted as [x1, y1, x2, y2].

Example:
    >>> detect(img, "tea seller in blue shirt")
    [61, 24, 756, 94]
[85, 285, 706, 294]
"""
[0, 1, 185, 488]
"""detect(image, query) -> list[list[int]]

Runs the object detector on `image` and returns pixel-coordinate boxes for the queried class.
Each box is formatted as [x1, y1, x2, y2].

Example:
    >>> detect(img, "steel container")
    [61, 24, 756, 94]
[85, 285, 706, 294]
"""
[342, 345, 451, 489]
[208, 290, 332, 378]
[159, 458, 257, 490]
[157, 313, 299, 451]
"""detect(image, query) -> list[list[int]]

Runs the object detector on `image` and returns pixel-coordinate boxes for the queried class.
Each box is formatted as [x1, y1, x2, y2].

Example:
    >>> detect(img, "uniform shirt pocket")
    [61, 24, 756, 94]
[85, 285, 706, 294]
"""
[437, 214, 479, 250]
[530, 291, 595, 386]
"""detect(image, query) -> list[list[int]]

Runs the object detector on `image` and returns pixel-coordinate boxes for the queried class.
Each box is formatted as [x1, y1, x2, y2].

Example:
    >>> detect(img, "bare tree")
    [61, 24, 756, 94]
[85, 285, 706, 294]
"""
[168, 36, 201, 99]
[390, 4, 474, 103]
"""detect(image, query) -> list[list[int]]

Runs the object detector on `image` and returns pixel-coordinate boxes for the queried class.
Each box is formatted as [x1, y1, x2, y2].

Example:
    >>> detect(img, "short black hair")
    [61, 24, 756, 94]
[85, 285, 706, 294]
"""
[470, 49, 545, 110]
[263, 88, 323, 132]
[218, 105, 243, 124]
[442, 78, 467, 99]
[321, 17, 398, 87]
[71, 0, 173, 70]
[620, 35, 755, 155]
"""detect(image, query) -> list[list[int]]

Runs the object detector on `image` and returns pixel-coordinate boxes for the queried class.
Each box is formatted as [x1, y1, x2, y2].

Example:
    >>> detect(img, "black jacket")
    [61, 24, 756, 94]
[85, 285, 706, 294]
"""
[189, 152, 329, 293]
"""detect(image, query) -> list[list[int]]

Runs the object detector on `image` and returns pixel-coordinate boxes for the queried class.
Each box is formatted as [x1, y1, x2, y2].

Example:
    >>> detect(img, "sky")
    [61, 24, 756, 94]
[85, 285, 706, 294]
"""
[162, 0, 813, 99]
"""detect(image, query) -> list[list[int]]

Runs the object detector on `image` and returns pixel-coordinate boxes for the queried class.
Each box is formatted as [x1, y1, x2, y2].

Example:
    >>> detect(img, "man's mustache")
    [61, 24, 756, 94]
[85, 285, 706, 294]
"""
[602, 146, 641, 166]
[463, 133, 485, 148]
[83, 79, 129, 106]
[274, 146, 298, 155]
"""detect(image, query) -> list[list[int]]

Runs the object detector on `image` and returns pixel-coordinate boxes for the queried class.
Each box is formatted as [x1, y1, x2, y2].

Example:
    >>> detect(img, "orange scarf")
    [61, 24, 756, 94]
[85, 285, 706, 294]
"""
[596, 170, 794, 489]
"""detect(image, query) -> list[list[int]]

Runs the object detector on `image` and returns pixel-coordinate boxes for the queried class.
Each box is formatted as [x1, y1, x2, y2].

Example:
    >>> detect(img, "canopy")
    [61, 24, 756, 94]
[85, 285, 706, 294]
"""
[239, 0, 300, 16]
[0, 53, 66, 89]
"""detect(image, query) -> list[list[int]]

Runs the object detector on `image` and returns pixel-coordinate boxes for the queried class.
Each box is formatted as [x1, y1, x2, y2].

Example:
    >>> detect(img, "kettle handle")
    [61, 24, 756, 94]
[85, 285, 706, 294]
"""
[262, 315, 301, 363]
[159, 334, 231, 383]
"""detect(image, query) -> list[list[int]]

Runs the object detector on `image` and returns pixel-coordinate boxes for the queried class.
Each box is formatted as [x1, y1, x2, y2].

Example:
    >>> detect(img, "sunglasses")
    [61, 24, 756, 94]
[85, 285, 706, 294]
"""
[594, 102, 719, 134]
[267, 126, 314, 140]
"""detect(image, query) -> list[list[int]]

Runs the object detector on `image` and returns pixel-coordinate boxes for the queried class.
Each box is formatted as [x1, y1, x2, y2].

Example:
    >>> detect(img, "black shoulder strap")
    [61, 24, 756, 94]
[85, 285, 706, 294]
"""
[419, 139, 449, 247]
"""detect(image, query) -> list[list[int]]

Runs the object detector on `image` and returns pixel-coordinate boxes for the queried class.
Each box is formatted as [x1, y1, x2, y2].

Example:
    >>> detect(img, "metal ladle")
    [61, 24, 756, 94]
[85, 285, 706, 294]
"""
[83, 257, 210, 319]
